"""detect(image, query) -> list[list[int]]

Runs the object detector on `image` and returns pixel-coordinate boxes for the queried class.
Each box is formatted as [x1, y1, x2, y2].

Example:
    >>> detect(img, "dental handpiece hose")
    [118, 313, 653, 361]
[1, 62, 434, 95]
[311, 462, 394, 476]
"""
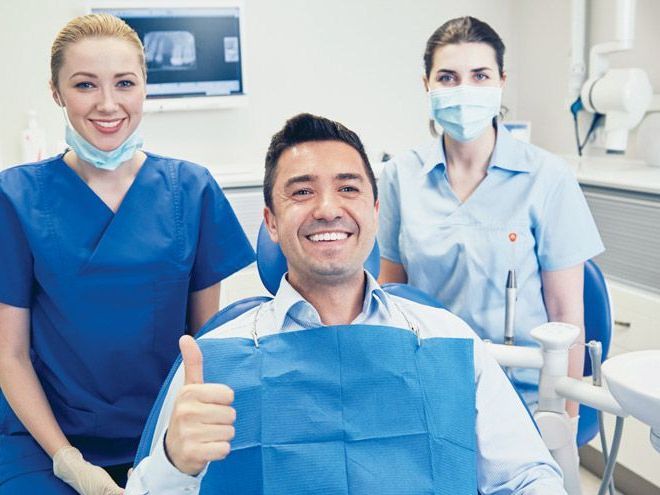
[504, 269, 516, 345]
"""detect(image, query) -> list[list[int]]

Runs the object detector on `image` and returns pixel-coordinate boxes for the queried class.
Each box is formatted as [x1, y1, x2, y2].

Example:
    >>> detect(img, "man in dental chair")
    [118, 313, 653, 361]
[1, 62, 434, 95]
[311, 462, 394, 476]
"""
[125, 113, 567, 495]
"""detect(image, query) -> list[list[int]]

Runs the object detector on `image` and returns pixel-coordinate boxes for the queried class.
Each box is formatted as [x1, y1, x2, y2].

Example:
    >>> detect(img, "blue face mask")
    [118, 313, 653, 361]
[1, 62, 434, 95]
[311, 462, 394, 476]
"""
[62, 108, 143, 171]
[429, 85, 502, 142]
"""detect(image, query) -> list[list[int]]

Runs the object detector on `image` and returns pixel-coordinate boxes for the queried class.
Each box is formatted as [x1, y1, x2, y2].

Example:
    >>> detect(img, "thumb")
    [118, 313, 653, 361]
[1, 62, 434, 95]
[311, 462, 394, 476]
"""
[180, 335, 204, 385]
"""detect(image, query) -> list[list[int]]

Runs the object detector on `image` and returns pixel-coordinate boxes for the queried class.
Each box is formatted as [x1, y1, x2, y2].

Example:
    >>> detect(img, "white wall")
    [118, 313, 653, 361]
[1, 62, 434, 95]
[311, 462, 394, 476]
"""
[0, 0, 517, 172]
[513, 0, 660, 157]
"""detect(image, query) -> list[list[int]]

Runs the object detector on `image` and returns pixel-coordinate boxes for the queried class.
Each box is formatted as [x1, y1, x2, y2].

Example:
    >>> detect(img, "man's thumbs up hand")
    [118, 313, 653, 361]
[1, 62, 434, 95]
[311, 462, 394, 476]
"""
[165, 336, 236, 476]
[181, 334, 204, 385]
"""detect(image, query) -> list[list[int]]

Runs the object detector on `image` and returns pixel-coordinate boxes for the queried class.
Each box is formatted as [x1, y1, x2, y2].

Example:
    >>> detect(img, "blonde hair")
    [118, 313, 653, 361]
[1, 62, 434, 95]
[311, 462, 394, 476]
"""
[50, 13, 146, 88]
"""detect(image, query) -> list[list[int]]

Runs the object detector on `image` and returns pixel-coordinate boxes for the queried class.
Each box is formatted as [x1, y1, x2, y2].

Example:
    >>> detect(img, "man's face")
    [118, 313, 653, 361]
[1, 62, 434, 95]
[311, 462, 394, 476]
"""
[264, 140, 378, 289]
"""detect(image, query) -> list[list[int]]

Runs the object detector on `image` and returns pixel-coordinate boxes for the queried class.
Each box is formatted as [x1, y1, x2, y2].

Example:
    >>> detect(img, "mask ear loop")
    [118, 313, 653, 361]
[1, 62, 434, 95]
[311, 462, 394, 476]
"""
[58, 102, 73, 129]
[53, 90, 71, 125]
[55, 95, 75, 157]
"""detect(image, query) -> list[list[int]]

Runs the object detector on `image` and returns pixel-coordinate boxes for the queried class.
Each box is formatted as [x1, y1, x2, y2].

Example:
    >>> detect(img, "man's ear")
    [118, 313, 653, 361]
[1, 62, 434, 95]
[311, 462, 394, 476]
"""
[372, 198, 380, 230]
[263, 207, 279, 244]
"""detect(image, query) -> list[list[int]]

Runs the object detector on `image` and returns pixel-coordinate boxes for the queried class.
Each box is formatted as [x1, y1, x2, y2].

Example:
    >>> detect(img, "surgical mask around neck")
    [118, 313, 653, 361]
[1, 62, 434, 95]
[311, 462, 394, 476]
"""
[61, 107, 143, 171]
[429, 85, 502, 142]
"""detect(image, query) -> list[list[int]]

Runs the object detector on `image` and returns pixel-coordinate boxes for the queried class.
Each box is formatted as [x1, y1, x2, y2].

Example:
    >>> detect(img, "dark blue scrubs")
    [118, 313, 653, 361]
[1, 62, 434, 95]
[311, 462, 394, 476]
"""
[0, 153, 255, 491]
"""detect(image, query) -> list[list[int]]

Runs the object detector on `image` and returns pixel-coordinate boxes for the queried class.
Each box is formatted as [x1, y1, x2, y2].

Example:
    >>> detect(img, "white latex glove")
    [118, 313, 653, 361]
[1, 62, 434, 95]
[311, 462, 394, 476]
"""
[53, 446, 123, 495]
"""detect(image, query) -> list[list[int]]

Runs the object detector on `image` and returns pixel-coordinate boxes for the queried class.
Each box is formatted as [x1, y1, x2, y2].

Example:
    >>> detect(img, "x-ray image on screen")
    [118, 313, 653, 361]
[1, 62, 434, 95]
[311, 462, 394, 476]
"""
[144, 31, 197, 71]
[92, 6, 244, 100]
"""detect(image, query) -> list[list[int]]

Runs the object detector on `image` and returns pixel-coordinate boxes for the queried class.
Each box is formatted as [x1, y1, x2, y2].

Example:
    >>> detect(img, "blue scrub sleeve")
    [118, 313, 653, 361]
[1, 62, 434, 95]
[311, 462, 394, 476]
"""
[189, 171, 255, 292]
[377, 163, 403, 264]
[0, 186, 33, 308]
[535, 168, 604, 271]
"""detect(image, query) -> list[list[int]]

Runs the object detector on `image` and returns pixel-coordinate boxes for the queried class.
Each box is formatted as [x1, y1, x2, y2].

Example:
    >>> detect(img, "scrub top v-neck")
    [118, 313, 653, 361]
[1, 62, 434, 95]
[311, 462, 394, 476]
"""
[0, 153, 255, 465]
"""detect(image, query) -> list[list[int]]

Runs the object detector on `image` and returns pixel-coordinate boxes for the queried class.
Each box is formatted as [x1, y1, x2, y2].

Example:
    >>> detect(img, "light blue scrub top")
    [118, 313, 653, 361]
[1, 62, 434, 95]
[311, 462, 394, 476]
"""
[377, 124, 604, 389]
[0, 153, 255, 466]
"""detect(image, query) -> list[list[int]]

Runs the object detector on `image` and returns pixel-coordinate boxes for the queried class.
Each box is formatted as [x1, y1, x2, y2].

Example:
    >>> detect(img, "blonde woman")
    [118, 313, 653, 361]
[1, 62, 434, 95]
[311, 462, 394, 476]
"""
[0, 14, 254, 494]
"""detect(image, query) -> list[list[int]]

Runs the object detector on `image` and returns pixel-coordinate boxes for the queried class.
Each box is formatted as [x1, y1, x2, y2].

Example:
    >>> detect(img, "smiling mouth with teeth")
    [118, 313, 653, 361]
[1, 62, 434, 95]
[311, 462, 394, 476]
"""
[307, 232, 350, 242]
[95, 120, 122, 128]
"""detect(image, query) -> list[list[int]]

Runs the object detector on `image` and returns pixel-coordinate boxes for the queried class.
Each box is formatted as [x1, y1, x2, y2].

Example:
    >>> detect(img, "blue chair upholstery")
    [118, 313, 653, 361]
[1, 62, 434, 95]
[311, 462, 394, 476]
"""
[256, 222, 381, 295]
[582, 260, 612, 376]
[577, 259, 613, 447]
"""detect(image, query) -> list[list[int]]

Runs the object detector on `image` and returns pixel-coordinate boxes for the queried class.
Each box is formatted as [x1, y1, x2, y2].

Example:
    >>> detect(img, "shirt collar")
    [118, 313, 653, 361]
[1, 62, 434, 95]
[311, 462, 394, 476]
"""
[271, 271, 390, 331]
[489, 123, 535, 173]
[420, 122, 535, 176]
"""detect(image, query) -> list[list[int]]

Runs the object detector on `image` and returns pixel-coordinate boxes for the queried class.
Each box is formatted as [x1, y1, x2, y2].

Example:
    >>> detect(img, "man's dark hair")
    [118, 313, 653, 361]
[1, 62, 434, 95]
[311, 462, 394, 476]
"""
[263, 113, 378, 211]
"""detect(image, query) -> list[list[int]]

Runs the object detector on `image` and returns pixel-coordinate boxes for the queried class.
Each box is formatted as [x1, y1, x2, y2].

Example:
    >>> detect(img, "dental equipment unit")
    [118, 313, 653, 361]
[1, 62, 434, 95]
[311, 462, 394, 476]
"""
[487, 323, 659, 495]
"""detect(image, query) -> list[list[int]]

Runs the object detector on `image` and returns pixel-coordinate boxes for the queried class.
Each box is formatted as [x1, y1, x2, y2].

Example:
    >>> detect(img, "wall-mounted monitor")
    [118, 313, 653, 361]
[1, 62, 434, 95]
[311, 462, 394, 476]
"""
[90, 1, 247, 112]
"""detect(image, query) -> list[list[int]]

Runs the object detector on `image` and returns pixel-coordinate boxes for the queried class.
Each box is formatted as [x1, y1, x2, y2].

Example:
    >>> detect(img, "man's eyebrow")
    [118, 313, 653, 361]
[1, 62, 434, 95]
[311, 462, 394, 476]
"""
[284, 174, 316, 188]
[336, 173, 363, 181]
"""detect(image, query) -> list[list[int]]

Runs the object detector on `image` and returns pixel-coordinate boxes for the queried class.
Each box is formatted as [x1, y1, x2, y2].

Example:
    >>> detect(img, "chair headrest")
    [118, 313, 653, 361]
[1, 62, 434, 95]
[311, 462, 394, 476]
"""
[256, 222, 381, 295]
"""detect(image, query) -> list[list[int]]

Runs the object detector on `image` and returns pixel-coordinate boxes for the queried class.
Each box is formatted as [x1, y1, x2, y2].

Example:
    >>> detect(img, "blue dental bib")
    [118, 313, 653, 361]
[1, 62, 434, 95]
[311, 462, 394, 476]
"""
[136, 324, 477, 494]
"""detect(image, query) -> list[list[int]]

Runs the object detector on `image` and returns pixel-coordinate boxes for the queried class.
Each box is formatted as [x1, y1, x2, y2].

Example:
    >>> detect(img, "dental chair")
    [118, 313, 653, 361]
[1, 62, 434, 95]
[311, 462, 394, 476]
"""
[135, 224, 612, 490]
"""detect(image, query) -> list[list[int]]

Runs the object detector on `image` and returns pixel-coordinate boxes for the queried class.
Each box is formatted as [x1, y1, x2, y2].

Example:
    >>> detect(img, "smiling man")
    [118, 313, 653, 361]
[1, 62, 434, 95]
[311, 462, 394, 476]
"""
[125, 114, 567, 495]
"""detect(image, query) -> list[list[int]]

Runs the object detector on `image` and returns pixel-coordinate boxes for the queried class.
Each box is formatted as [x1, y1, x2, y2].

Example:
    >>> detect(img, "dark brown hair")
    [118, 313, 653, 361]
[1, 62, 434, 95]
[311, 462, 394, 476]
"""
[263, 113, 377, 211]
[424, 16, 505, 79]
